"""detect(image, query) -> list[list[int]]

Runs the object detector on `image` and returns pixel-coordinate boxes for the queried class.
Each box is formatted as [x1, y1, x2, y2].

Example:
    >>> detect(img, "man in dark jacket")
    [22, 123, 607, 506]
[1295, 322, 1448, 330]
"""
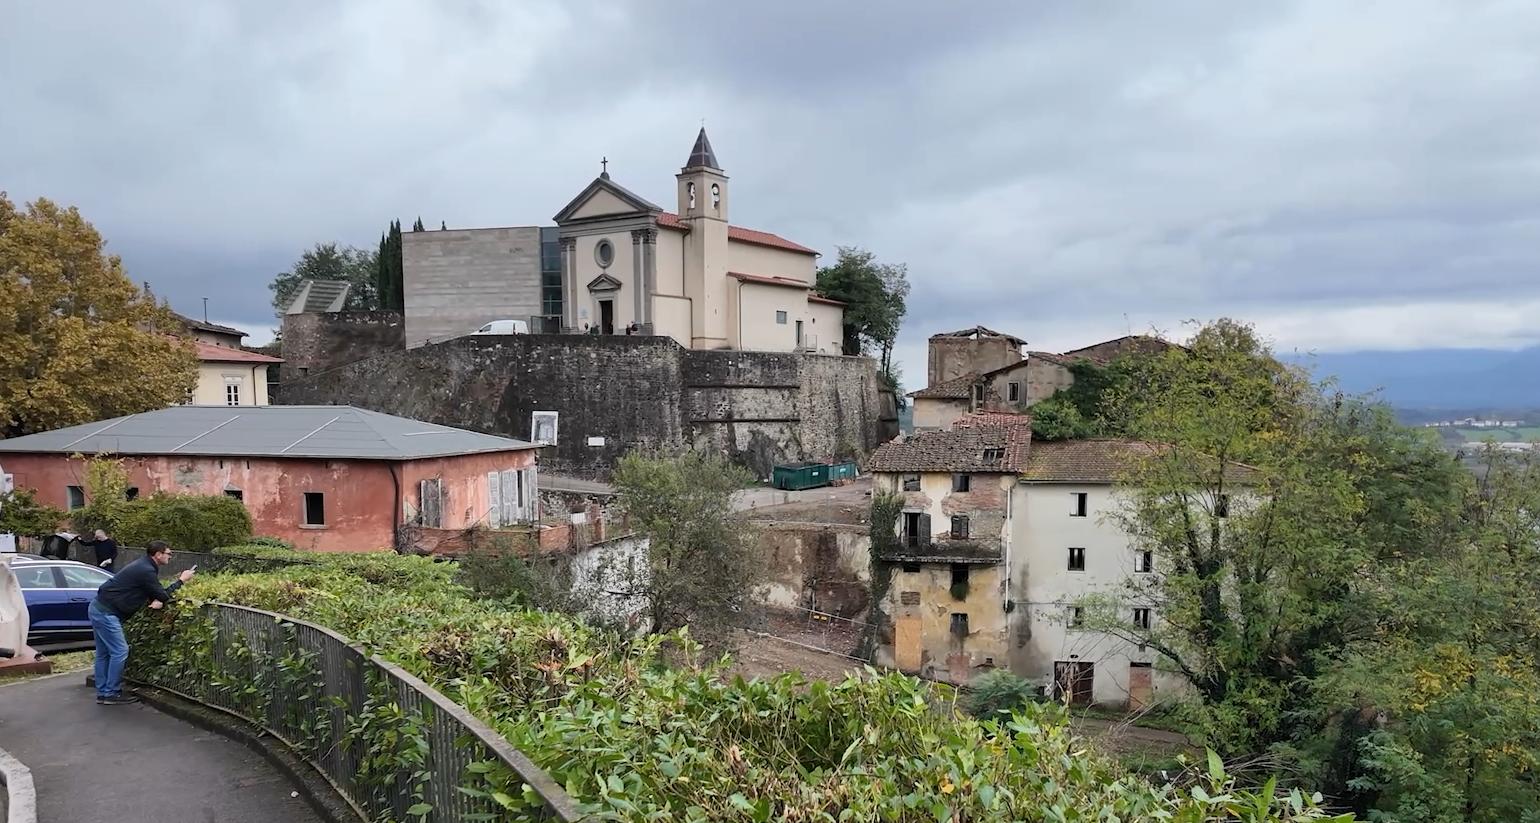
[90, 541, 195, 704]
[82, 529, 119, 571]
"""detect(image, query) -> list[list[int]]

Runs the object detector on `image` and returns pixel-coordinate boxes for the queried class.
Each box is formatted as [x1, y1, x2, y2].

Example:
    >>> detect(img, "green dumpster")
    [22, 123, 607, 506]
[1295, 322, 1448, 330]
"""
[828, 460, 859, 482]
[772, 462, 830, 491]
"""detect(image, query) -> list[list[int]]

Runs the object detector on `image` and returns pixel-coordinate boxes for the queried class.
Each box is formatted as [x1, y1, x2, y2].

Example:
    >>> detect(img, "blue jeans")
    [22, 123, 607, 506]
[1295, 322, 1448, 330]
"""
[89, 601, 128, 698]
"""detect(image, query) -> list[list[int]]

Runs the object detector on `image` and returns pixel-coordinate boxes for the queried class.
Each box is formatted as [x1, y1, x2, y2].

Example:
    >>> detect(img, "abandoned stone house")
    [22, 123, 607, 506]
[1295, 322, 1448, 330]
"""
[869, 412, 1185, 709]
[399, 128, 845, 354]
[910, 326, 1173, 432]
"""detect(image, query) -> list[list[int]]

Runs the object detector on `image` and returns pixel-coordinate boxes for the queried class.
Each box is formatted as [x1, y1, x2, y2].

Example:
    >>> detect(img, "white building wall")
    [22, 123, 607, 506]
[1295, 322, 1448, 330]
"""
[192, 363, 269, 406]
[1010, 482, 1184, 706]
[726, 241, 816, 282]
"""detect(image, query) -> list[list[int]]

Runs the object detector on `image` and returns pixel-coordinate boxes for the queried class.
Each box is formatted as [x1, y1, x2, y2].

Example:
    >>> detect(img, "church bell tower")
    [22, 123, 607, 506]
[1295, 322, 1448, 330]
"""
[677, 128, 731, 348]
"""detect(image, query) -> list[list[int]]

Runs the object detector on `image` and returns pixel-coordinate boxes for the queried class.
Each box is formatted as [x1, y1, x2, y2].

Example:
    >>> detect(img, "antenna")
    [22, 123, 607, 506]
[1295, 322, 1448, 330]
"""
[203, 297, 209, 323]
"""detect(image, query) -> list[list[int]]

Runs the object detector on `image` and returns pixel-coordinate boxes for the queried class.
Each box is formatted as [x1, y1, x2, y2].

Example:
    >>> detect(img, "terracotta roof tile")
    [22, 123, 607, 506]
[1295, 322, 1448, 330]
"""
[868, 423, 1031, 474]
[908, 373, 976, 399]
[1018, 439, 1159, 483]
[728, 271, 809, 289]
[656, 212, 817, 255]
[193, 339, 283, 364]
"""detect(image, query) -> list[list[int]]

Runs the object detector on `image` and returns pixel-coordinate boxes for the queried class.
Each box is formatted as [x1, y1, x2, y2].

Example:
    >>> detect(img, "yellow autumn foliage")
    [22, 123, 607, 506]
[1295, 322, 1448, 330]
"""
[0, 192, 196, 437]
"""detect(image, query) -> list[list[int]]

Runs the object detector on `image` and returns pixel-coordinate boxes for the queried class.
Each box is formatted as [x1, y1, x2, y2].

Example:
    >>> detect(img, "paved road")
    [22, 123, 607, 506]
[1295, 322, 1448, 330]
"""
[0, 674, 323, 823]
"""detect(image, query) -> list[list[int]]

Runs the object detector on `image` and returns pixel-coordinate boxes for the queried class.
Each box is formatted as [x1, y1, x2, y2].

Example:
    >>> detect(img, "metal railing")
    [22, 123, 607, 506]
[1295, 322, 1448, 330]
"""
[134, 603, 585, 822]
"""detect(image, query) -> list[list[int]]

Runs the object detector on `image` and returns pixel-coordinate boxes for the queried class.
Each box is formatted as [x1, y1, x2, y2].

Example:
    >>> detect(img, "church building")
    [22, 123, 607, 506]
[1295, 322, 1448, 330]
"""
[551, 129, 843, 352]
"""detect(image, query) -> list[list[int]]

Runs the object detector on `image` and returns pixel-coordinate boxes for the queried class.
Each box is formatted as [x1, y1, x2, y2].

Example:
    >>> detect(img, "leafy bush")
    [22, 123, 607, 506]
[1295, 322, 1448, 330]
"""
[116, 493, 252, 550]
[0, 488, 63, 536]
[242, 536, 295, 550]
[962, 669, 1042, 719]
[126, 559, 1352, 822]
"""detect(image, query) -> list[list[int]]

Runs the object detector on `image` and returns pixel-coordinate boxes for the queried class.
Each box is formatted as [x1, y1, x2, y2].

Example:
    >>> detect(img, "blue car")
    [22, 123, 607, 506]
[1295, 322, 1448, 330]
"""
[8, 554, 115, 646]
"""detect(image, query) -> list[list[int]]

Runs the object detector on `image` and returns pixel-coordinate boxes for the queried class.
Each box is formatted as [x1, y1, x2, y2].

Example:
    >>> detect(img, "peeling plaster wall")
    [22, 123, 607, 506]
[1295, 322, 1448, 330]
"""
[757, 523, 871, 616]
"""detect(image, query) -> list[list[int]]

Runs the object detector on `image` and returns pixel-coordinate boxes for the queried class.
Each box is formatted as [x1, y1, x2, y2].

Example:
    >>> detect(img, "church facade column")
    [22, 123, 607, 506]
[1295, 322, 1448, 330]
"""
[560, 237, 578, 331]
[641, 228, 657, 333]
[630, 229, 645, 329]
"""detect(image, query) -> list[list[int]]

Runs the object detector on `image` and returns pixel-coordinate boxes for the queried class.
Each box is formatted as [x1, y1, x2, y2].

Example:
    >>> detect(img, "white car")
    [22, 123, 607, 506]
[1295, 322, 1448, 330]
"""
[471, 319, 529, 336]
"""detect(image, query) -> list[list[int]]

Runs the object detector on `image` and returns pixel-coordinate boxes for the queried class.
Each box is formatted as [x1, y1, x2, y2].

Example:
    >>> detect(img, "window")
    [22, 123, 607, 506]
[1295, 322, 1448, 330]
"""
[981, 447, 1004, 464]
[950, 612, 970, 637]
[951, 474, 971, 492]
[687, 182, 697, 209]
[1008, 381, 1020, 402]
[1135, 550, 1154, 573]
[225, 378, 242, 406]
[303, 492, 326, 526]
[58, 565, 111, 589]
[125, 487, 139, 502]
[1068, 606, 1085, 628]
[901, 474, 921, 492]
[1072, 492, 1088, 517]
[902, 511, 924, 547]
[710, 183, 720, 209]
[66, 485, 85, 510]
[419, 479, 443, 528]
[13, 566, 57, 589]
[950, 515, 970, 539]
[1215, 494, 1231, 518]
[901, 561, 921, 573]
[225, 489, 244, 502]
[951, 564, 969, 587]
[1133, 608, 1152, 630]
[775, 310, 788, 325]
[594, 239, 615, 268]
[1068, 546, 1086, 571]
[971, 383, 984, 406]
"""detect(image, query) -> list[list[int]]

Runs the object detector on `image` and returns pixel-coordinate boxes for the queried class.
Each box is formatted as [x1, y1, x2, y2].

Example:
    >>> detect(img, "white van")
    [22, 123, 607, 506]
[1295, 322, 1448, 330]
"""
[470, 319, 529, 336]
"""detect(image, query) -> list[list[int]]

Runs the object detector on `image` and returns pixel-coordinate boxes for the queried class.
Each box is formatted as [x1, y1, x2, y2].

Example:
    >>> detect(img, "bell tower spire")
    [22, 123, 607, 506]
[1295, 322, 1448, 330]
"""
[677, 127, 728, 221]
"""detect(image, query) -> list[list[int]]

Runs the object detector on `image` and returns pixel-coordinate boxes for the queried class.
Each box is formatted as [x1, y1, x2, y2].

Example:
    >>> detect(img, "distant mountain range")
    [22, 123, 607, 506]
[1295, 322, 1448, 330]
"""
[1285, 347, 1540, 415]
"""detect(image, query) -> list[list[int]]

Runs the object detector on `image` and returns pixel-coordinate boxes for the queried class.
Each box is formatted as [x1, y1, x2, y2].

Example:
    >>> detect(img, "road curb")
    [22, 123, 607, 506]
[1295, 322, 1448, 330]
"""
[131, 685, 362, 823]
[0, 745, 37, 823]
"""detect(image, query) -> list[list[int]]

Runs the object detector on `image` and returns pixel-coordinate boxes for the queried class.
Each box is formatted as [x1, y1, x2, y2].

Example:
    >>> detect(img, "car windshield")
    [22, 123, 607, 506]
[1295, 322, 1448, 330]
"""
[477, 324, 493, 332]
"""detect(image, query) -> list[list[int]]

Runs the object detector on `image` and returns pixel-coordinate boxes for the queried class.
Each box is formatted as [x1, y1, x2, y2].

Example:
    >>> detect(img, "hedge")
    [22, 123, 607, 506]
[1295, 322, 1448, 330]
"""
[126, 555, 1352, 822]
[114, 493, 252, 550]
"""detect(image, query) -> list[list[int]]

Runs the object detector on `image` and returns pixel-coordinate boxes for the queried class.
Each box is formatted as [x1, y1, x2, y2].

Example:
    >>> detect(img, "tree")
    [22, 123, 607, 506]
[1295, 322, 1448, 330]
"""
[0, 489, 63, 536]
[610, 449, 760, 647]
[374, 219, 404, 312]
[0, 193, 198, 438]
[412, 217, 425, 232]
[1092, 320, 1464, 755]
[267, 242, 379, 315]
[814, 247, 909, 384]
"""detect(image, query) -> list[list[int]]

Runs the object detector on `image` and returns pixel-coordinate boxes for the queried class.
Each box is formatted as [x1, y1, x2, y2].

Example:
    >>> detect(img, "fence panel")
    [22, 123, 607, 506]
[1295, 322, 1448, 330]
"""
[134, 603, 586, 823]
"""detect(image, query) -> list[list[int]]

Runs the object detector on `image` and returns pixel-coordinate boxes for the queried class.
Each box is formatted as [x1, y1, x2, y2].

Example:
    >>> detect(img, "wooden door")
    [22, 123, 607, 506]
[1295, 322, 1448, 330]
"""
[895, 614, 922, 672]
[1128, 663, 1153, 710]
[1054, 661, 1095, 706]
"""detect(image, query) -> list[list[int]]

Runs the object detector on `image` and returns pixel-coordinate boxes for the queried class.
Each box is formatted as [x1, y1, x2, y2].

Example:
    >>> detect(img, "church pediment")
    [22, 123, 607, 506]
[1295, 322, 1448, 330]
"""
[554, 176, 662, 224]
[586, 273, 623, 293]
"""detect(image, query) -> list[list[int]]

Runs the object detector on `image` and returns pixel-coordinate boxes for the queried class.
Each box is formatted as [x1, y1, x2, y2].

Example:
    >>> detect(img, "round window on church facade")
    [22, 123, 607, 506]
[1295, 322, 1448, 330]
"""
[594, 239, 615, 268]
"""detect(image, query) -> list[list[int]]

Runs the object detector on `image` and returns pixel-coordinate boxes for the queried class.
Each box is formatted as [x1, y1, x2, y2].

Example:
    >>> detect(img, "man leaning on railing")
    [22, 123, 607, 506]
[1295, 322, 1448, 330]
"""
[90, 541, 196, 705]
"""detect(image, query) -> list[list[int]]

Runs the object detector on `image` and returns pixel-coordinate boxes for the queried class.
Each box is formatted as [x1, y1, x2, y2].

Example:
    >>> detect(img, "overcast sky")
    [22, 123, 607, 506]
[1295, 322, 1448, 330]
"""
[4, 0, 1539, 387]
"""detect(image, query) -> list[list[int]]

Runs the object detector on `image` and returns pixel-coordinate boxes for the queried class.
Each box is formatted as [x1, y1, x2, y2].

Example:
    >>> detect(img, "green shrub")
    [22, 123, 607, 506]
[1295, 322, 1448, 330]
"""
[962, 668, 1043, 719]
[125, 560, 1353, 822]
[0, 489, 64, 536]
[242, 536, 295, 550]
[116, 494, 252, 550]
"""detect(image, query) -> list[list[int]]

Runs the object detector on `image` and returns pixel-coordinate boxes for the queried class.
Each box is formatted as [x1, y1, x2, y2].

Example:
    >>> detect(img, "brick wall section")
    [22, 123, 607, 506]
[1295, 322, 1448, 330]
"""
[277, 335, 887, 479]
[278, 311, 404, 385]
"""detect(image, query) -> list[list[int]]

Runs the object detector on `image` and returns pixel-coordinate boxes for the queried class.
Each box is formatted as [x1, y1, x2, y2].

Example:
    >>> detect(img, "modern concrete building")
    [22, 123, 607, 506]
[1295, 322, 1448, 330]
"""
[0, 406, 540, 552]
[401, 226, 554, 347]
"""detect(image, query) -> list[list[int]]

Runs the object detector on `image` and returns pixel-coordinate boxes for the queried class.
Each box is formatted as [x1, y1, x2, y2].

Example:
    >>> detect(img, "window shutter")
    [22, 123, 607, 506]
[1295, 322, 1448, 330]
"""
[500, 469, 517, 523]
[487, 471, 502, 528]
[916, 513, 931, 547]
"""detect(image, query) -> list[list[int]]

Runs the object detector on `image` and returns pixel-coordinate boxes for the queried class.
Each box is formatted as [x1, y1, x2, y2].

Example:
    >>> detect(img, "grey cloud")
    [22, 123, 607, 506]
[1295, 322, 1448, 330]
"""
[3, 0, 1539, 370]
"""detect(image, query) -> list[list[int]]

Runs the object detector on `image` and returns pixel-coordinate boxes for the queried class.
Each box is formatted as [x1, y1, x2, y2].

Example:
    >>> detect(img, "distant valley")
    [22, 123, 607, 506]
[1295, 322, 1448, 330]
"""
[1285, 346, 1540, 418]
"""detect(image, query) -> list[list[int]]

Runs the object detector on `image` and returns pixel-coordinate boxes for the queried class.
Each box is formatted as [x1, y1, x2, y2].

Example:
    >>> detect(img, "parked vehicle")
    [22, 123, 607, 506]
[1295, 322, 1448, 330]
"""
[470, 319, 529, 336]
[9, 554, 113, 645]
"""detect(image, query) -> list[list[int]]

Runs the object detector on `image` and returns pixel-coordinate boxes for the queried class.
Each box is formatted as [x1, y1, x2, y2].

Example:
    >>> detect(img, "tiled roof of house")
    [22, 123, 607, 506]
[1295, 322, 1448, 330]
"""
[929, 325, 1027, 346]
[1024, 350, 1074, 367]
[807, 294, 846, 306]
[655, 212, 818, 255]
[1059, 335, 1174, 364]
[173, 312, 249, 339]
[193, 339, 283, 364]
[868, 422, 1030, 473]
[0, 405, 536, 460]
[1018, 439, 1160, 483]
[728, 271, 810, 289]
[908, 373, 976, 399]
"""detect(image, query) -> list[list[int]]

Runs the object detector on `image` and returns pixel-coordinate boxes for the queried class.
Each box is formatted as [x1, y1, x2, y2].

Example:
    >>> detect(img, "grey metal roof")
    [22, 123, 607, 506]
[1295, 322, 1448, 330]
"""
[283, 279, 352, 314]
[0, 406, 539, 461]
[684, 127, 721, 170]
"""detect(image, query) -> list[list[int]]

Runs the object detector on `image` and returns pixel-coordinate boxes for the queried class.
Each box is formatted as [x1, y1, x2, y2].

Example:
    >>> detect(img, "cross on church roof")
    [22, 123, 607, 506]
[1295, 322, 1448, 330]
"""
[600, 156, 609, 179]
